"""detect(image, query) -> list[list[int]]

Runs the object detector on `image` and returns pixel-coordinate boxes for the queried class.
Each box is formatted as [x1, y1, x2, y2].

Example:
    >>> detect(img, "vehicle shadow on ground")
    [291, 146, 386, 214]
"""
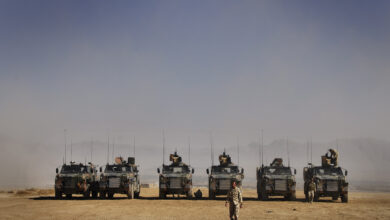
[30, 197, 121, 200]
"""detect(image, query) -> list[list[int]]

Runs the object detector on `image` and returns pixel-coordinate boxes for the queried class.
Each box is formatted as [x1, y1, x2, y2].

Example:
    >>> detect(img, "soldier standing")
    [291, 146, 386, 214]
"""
[225, 181, 243, 220]
[308, 178, 316, 203]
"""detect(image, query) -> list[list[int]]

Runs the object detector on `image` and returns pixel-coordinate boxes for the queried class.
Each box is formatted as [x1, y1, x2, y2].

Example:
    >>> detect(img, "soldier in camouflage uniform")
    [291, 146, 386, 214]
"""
[225, 181, 243, 220]
[308, 177, 316, 203]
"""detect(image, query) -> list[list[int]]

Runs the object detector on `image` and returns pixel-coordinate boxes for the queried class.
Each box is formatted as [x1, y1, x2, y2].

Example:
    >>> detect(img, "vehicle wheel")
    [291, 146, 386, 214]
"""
[341, 194, 348, 203]
[187, 190, 193, 199]
[108, 193, 114, 199]
[66, 194, 72, 199]
[159, 190, 166, 199]
[83, 189, 90, 199]
[91, 190, 97, 198]
[55, 190, 62, 199]
[99, 191, 106, 199]
[209, 190, 215, 200]
[314, 193, 319, 202]
[128, 185, 134, 199]
[261, 190, 268, 201]
[292, 192, 296, 201]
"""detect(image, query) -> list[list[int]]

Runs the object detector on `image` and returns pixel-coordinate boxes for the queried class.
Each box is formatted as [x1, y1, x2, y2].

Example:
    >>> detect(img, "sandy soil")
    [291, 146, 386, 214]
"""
[0, 188, 389, 220]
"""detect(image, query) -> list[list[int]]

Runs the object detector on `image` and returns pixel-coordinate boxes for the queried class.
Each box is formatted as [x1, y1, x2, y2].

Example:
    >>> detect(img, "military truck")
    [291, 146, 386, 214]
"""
[99, 157, 140, 199]
[256, 158, 296, 201]
[206, 151, 244, 199]
[303, 149, 349, 203]
[55, 161, 99, 199]
[157, 151, 194, 199]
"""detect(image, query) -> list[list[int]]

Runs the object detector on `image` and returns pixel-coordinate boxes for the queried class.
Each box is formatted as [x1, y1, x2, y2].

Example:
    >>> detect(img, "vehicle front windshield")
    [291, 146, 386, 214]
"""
[265, 167, 292, 175]
[61, 165, 88, 174]
[105, 165, 132, 173]
[315, 167, 342, 176]
[212, 166, 239, 174]
[163, 166, 189, 173]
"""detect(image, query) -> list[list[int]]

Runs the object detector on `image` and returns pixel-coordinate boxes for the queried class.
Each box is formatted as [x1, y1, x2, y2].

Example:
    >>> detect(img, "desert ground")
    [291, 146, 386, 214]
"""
[0, 188, 389, 220]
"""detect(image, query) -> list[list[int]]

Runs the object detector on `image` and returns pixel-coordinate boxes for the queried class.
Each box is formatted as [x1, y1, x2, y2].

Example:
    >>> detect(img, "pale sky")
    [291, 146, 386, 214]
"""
[0, 0, 389, 187]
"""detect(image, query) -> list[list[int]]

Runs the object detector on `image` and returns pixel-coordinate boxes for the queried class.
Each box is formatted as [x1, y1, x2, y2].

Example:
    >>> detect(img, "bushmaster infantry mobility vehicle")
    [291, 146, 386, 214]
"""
[55, 161, 99, 199]
[303, 149, 349, 203]
[157, 151, 194, 199]
[99, 157, 140, 199]
[256, 158, 296, 200]
[206, 151, 244, 199]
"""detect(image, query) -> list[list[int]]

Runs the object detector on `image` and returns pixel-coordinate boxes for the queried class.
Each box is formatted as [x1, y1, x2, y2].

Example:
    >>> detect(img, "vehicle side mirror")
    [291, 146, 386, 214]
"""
[294, 169, 297, 175]
[192, 168, 194, 174]
[241, 168, 244, 174]
[157, 168, 160, 174]
[206, 169, 209, 175]
[56, 168, 58, 174]
[345, 170, 348, 176]
[99, 167, 102, 172]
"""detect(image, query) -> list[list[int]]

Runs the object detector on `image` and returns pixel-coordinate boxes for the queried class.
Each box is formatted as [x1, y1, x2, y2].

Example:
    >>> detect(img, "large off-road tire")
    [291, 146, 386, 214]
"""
[187, 190, 193, 199]
[66, 194, 72, 199]
[99, 191, 106, 199]
[314, 193, 319, 202]
[341, 194, 348, 203]
[92, 191, 97, 198]
[159, 190, 166, 199]
[289, 192, 296, 201]
[208, 190, 215, 200]
[83, 189, 90, 199]
[55, 190, 62, 199]
[128, 184, 134, 199]
[261, 190, 268, 201]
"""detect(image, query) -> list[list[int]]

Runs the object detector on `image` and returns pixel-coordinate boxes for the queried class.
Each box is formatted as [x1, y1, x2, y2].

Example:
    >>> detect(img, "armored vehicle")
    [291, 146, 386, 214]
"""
[99, 157, 140, 199]
[256, 158, 296, 201]
[55, 162, 99, 199]
[303, 149, 349, 203]
[206, 151, 244, 199]
[157, 151, 194, 199]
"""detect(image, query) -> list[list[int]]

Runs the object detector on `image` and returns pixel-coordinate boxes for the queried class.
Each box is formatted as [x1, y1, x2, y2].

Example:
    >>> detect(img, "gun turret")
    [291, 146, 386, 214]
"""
[270, 158, 283, 167]
[218, 151, 232, 166]
[322, 148, 338, 167]
[169, 151, 182, 164]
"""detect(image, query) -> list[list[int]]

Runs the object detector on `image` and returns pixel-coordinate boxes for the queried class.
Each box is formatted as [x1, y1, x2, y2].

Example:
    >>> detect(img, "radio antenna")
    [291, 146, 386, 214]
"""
[261, 129, 264, 166]
[210, 132, 214, 166]
[64, 129, 67, 164]
[310, 137, 313, 164]
[237, 136, 240, 166]
[162, 129, 165, 165]
[107, 136, 110, 164]
[133, 136, 136, 157]
[287, 137, 290, 167]
[112, 137, 115, 163]
[188, 136, 191, 166]
[70, 138, 73, 162]
[90, 138, 93, 162]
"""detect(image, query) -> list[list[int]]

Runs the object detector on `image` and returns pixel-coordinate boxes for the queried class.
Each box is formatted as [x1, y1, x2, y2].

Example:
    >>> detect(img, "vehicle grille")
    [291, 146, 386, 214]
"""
[63, 177, 76, 188]
[327, 180, 338, 192]
[219, 179, 231, 190]
[169, 178, 182, 189]
[109, 177, 121, 188]
[275, 179, 287, 191]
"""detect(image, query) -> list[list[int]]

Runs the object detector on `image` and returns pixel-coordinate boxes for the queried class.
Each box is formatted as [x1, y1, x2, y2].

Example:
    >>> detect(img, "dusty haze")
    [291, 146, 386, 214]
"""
[0, 1, 389, 190]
